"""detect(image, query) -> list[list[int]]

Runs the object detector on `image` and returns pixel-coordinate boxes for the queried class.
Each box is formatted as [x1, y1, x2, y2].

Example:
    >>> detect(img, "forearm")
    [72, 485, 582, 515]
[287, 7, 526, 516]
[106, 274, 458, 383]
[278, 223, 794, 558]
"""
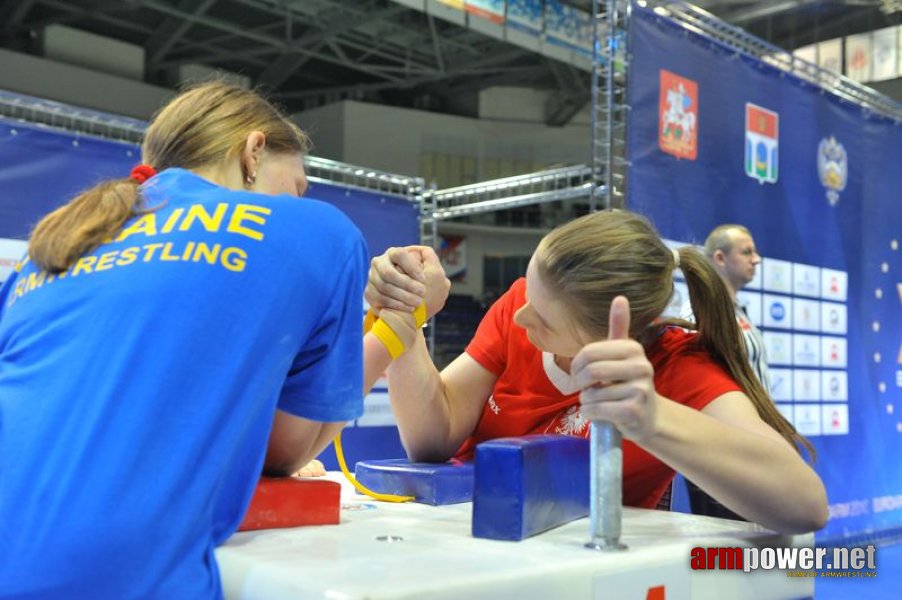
[364, 331, 395, 393]
[386, 332, 457, 462]
[642, 399, 828, 534]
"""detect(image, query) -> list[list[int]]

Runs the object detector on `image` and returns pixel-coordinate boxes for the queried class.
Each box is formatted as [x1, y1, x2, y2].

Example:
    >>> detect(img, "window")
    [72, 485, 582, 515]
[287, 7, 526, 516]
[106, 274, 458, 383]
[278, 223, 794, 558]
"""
[483, 255, 530, 296]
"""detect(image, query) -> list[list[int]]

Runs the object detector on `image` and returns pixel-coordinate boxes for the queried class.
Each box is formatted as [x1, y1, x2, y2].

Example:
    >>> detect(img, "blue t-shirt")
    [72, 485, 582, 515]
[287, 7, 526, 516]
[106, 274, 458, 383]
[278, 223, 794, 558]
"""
[0, 169, 368, 599]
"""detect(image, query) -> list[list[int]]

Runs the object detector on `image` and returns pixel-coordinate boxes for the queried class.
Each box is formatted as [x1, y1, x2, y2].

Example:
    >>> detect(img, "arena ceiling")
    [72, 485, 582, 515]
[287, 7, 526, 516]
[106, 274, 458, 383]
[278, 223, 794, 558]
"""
[0, 0, 899, 123]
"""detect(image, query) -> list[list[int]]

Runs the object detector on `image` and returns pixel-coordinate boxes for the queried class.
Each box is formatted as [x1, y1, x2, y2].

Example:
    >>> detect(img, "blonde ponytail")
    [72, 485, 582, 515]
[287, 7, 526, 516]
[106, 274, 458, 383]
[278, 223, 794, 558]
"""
[29, 179, 143, 273]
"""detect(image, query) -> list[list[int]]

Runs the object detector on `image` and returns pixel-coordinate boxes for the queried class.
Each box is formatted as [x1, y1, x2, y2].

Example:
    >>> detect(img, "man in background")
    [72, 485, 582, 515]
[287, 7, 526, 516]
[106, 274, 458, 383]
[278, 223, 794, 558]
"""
[678, 224, 771, 392]
[700, 224, 771, 391]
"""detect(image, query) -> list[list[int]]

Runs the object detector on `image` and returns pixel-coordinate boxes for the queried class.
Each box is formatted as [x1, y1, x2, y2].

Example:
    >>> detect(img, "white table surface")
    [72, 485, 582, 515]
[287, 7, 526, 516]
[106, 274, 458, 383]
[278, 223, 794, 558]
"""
[217, 474, 813, 600]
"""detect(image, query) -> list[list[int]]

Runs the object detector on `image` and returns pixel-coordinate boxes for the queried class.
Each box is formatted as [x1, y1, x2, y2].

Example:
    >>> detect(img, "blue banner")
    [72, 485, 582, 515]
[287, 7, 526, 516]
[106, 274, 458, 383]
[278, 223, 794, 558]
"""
[0, 119, 139, 239]
[628, 6, 902, 540]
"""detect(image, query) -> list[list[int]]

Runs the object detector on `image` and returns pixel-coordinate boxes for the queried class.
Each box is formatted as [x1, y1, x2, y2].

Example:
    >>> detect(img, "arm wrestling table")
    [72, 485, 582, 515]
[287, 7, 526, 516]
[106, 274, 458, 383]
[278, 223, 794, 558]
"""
[216, 474, 813, 600]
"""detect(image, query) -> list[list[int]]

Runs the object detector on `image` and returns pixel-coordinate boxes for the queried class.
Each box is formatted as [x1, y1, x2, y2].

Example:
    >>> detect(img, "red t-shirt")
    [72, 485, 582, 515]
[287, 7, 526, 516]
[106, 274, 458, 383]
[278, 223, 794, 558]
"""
[457, 278, 741, 508]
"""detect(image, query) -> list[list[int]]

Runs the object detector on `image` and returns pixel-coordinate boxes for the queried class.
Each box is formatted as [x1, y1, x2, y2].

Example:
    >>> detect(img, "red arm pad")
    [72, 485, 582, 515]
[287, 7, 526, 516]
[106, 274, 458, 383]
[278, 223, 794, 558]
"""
[238, 477, 341, 531]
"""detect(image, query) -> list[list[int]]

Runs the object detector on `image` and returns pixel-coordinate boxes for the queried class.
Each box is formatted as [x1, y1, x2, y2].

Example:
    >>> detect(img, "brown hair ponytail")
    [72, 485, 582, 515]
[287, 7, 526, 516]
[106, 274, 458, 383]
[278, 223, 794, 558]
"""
[671, 246, 817, 460]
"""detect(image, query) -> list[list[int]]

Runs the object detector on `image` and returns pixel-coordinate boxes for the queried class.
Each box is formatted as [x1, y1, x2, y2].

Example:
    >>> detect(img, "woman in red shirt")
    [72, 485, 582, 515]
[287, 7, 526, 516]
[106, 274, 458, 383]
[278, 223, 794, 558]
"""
[368, 210, 827, 534]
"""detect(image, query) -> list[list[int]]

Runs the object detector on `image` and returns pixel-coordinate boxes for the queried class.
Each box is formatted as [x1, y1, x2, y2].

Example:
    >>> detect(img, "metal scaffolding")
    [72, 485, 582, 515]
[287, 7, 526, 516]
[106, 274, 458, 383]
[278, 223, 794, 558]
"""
[0, 90, 146, 144]
[304, 156, 425, 202]
[431, 165, 594, 220]
[590, 0, 632, 211]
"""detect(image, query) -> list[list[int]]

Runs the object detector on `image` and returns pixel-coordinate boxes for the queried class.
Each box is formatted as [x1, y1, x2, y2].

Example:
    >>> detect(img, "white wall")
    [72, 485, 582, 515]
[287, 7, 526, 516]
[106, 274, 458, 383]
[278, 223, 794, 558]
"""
[477, 85, 592, 126]
[478, 86, 552, 122]
[0, 48, 172, 119]
[43, 25, 145, 81]
[294, 98, 591, 186]
[292, 102, 346, 162]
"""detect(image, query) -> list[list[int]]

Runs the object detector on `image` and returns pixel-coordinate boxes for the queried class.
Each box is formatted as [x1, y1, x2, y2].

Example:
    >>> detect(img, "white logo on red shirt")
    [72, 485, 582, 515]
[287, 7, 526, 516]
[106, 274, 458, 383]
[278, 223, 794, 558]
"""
[547, 406, 589, 436]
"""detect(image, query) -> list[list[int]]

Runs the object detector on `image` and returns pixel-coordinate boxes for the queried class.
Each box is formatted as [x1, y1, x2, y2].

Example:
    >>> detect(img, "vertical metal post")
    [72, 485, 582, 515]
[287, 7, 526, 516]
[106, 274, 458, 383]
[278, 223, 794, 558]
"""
[428, 198, 438, 356]
[420, 182, 438, 358]
[590, 0, 631, 212]
[589, 0, 602, 213]
[586, 0, 632, 553]
[586, 422, 627, 551]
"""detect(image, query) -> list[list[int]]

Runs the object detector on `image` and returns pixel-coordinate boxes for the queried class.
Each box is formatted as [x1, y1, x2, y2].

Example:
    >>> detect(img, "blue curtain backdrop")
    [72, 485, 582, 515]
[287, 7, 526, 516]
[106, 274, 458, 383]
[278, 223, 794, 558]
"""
[0, 116, 418, 470]
[628, 5, 902, 541]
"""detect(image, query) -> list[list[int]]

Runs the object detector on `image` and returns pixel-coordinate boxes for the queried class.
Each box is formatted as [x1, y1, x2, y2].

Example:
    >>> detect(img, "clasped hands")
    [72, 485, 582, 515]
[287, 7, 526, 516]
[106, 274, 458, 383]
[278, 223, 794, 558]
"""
[365, 246, 451, 353]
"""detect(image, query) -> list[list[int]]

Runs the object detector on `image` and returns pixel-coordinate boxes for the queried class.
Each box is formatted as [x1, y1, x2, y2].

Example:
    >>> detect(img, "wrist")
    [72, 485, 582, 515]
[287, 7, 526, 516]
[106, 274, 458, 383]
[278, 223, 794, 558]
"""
[371, 310, 418, 358]
[632, 393, 670, 447]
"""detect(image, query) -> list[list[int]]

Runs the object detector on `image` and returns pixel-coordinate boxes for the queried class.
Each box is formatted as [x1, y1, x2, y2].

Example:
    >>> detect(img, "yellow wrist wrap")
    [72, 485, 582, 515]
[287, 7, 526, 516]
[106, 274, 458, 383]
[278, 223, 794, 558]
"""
[371, 318, 406, 359]
[414, 302, 427, 328]
[363, 308, 377, 334]
[363, 302, 427, 359]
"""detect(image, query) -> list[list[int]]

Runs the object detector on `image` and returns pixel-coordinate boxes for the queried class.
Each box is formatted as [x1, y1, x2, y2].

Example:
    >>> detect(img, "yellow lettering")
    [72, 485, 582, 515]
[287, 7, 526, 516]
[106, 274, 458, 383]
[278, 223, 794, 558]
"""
[160, 242, 181, 262]
[192, 243, 220, 265]
[181, 242, 196, 260]
[220, 247, 247, 272]
[14, 256, 29, 273]
[25, 271, 46, 291]
[179, 203, 227, 233]
[71, 256, 97, 277]
[14, 278, 26, 298]
[227, 204, 271, 241]
[94, 251, 119, 272]
[142, 243, 164, 262]
[116, 214, 158, 242]
[116, 247, 139, 266]
[161, 208, 185, 233]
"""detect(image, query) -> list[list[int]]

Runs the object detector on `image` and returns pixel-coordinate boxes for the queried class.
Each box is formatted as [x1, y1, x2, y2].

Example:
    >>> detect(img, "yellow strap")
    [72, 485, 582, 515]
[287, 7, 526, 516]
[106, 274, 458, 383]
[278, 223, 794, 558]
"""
[365, 303, 426, 333]
[414, 302, 427, 328]
[333, 432, 413, 503]
[371, 318, 406, 359]
[363, 308, 377, 334]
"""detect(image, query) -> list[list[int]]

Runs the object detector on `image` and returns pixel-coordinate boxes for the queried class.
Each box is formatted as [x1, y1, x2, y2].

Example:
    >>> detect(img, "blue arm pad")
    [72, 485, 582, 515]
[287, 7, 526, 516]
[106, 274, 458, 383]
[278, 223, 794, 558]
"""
[354, 458, 474, 505]
[472, 435, 590, 541]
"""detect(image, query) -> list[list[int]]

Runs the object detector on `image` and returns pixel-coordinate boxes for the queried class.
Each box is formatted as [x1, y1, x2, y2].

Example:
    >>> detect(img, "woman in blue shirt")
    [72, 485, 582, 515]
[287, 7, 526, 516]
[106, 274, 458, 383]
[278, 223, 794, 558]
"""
[0, 82, 413, 599]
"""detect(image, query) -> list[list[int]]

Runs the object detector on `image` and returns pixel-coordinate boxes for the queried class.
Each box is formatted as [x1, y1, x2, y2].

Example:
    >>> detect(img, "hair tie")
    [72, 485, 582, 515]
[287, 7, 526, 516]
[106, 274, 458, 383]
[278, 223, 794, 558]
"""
[671, 247, 681, 269]
[129, 164, 157, 184]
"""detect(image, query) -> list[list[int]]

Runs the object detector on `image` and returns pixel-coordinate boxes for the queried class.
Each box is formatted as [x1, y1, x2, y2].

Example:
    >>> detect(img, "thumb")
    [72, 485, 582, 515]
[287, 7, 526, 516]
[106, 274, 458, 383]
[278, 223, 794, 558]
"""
[608, 295, 631, 340]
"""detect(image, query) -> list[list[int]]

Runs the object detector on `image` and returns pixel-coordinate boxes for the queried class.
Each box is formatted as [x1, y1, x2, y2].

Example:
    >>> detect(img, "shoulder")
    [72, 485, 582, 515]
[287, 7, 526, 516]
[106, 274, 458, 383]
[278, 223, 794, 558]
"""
[265, 194, 360, 232]
[648, 326, 742, 405]
[645, 325, 732, 381]
[468, 278, 530, 375]
[486, 278, 527, 322]
[649, 325, 698, 351]
[254, 194, 365, 255]
[646, 326, 714, 370]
